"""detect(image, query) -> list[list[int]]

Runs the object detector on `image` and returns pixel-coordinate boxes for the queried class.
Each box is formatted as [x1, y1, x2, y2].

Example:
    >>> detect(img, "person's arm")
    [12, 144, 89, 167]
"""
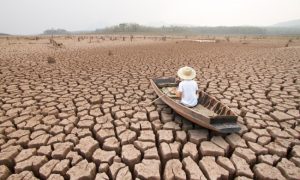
[175, 90, 182, 98]
[195, 81, 199, 97]
[176, 82, 183, 98]
[170, 87, 182, 98]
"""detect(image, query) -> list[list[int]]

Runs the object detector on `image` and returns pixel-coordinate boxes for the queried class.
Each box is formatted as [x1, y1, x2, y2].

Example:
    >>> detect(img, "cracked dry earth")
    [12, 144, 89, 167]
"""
[0, 38, 300, 180]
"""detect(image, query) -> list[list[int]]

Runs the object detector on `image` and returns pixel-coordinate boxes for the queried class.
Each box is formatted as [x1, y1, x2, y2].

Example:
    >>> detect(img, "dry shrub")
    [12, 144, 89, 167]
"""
[225, 36, 230, 42]
[108, 50, 113, 56]
[49, 39, 63, 47]
[130, 35, 133, 41]
[47, 57, 56, 64]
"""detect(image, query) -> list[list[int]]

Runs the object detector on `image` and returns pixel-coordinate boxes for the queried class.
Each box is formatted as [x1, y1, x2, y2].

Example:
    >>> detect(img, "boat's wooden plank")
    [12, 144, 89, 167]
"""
[154, 77, 177, 87]
[172, 99, 216, 118]
[192, 104, 217, 117]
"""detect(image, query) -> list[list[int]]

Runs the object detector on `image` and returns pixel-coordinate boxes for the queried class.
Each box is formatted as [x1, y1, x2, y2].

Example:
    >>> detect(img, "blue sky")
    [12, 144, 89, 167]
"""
[1, 0, 299, 35]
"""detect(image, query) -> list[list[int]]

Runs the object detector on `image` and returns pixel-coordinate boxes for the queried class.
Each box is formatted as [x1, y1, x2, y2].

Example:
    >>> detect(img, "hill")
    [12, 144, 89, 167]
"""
[0, 33, 10, 36]
[273, 19, 300, 28]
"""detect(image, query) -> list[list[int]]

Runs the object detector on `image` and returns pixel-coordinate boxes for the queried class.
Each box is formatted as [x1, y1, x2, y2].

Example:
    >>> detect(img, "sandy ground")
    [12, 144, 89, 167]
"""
[0, 36, 300, 179]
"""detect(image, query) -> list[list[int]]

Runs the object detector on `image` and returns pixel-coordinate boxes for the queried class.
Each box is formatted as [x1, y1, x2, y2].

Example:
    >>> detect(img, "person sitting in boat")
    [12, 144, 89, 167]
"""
[172, 66, 199, 107]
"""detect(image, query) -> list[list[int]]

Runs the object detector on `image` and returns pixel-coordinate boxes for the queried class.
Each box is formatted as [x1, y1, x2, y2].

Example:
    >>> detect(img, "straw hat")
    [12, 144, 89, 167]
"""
[177, 66, 196, 80]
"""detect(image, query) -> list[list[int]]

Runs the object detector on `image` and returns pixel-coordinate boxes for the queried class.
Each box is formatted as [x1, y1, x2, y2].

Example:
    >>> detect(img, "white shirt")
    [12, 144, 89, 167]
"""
[178, 80, 198, 107]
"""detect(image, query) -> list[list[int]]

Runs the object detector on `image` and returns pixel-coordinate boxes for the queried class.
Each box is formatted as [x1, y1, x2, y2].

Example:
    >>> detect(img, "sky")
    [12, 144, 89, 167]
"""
[0, 0, 299, 35]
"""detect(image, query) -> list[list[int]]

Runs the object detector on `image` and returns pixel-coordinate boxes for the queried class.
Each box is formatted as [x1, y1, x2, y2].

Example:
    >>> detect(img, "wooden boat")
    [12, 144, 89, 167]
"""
[150, 77, 241, 133]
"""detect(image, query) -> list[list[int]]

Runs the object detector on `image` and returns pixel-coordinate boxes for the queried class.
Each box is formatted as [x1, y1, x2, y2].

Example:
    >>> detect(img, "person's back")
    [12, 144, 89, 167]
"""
[178, 80, 198, 107]
[175, 66, 199, 107]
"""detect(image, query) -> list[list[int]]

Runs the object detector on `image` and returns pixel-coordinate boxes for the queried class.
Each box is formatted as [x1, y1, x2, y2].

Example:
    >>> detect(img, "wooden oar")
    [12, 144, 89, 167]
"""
[142, 92, 169, 107]
[127, 88, 174, 111]
[141, 88, 176, 107]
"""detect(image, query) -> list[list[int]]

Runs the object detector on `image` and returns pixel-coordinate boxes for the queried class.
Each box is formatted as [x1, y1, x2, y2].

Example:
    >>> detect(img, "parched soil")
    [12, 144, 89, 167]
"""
[0, 37, 300, 180]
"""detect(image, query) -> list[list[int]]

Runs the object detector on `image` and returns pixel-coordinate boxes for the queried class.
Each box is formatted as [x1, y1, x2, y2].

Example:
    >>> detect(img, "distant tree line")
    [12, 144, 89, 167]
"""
[43, 28, 70, 35]
[96, 23, 187, 34]
[42, 23, 300, 36]
[96, 23, 300, 36]
[96, 23, 267, 35]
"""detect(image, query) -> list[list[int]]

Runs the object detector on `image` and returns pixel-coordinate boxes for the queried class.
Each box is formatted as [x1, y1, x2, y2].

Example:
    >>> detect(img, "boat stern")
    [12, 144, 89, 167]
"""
[212, 122, 241, 133]
[210, 115, 241, 133]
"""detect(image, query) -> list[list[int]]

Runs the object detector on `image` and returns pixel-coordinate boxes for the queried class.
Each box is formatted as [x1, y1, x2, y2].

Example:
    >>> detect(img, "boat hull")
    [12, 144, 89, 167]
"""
[150, 77, 241, 133]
